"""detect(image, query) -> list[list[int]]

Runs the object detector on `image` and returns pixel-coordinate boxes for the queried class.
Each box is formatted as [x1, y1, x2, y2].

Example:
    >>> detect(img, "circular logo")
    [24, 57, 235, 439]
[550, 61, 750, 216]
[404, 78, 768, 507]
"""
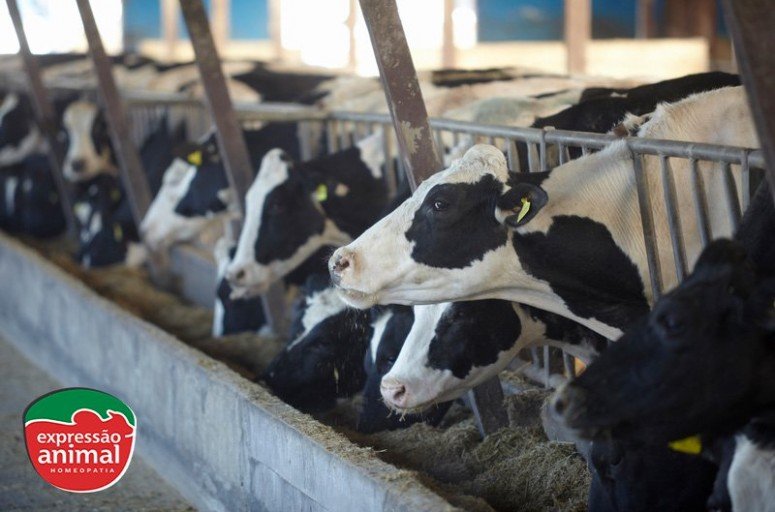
[23, 388, 137, 493]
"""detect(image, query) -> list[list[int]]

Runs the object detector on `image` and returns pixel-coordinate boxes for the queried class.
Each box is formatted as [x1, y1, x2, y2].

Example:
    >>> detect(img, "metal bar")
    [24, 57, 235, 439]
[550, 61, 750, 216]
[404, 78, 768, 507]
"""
[539, 128, 548, 171]
[178, 0, 254, 212]
[210, 0, 230, 51]
[5, 0, 76, 237]
[721, 161, 742, 230]
[636, 0, 656, 39]
[564, 0, 591, 74]
[543, 345, 551, 388]
[631, 151, 663, 301]
[268, 0, 283, 61]
[178, 0, 285, 333]
[466, 377, 508, 436]
[358, 0, 443, 188]
[740, 149, 751, 212]
[722, 0, 775, 205]
[162, 0, 180, 61]
[441, 0, 456, 68]
[688, 158, 712, 247]
[558, 144, 568, 165]
[659, 156, 687, 281]
[75, 0, 152, 224]
[506, 139, 520, 171]
[360, 0, 504, 436]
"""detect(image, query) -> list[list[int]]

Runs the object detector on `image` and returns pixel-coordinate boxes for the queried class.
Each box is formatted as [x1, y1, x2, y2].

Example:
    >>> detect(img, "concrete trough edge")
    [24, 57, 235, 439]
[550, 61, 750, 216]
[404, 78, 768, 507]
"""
[0, 232, 458, 512]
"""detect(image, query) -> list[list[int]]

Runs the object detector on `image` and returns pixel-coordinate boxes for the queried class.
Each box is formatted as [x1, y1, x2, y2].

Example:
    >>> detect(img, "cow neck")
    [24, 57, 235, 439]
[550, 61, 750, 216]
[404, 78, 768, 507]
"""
[304, 146, 387, 238]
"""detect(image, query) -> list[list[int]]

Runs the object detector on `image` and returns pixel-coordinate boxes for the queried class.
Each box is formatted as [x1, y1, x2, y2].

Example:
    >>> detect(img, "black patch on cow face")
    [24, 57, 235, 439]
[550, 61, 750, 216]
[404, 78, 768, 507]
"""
[562, 240, 775, 445]
[215, 277, 266, 335]
[254, 146, 387, 266]
[406, 175, 508, 269]
[588, 439, 717, 512]
[512, 215, 650, 331]
[0, 95, 33, 149]
[173, 162, 230, 217]
[357, 306, 452, 433]
[262, 307, 371, 413]
[254, 169, 326, 265]
[427, 300, 521, 378]
[89, 111, 115, 163]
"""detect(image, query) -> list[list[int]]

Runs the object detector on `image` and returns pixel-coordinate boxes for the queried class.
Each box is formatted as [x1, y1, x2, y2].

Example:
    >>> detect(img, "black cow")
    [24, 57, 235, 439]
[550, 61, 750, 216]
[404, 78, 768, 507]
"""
[263, 274, 371, 412]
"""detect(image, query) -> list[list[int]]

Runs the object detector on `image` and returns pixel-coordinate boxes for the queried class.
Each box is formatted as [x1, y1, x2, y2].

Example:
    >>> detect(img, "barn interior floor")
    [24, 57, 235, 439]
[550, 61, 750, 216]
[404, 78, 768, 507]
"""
[0, 334, 196, 512]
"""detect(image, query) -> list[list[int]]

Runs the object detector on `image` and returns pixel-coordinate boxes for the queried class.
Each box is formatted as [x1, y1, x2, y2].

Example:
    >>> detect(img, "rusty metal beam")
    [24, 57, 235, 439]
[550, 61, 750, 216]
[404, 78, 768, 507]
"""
[75, 0, 152, 224]
[162, 0, 180, 61]
[358, 0, 442, 189]
[5, 0, 76, 237]
[722, 0, 775, 204]
[358, 0, 506, 436]
[441, 0, 456, 68]
[178, 0, 285, 333]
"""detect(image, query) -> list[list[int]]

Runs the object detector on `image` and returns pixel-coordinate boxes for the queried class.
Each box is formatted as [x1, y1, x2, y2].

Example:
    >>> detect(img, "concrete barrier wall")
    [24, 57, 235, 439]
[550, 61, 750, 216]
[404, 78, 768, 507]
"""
[0, 233, 456, 512]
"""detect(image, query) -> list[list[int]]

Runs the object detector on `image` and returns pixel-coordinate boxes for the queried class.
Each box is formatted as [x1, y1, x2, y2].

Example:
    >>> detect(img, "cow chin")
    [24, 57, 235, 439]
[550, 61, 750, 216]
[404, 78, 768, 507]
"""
[335, 286, 379, 309]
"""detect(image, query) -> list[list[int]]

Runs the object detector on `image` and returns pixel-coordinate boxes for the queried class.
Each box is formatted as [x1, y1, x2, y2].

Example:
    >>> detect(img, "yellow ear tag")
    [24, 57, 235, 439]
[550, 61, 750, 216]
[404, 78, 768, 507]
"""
[516, 197, 531, 223]
[113, 223, 123, 242]
[668, 435, 702, 455]
[187, 150, 202, 166]
[314, 184, 328, 203]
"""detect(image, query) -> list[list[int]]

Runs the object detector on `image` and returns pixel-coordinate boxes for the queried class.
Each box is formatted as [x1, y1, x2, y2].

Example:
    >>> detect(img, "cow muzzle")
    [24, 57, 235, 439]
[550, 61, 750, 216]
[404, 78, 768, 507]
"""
[328, 247, 355, 286]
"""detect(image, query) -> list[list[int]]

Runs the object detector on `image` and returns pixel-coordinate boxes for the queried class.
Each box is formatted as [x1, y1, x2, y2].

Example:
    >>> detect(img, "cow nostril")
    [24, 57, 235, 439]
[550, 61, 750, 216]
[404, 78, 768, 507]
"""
[332, 253, 351, 274]
[71, 159, 86, 173]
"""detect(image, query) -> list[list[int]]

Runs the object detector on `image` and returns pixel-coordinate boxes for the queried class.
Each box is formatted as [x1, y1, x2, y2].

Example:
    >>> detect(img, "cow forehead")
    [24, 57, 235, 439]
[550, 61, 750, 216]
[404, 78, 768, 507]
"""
[369, 309, 394, 363]
[64, 101, 97, 129]
[247, 149, 291, 204]
[412, 144, 508, 201]
[405, 303, 449, 348]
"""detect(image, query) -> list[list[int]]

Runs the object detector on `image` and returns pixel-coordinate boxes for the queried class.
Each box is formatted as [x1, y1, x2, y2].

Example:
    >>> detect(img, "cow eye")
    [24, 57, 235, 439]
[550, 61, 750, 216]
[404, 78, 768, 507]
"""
[656, 311, 686, 337]
[433, 199, 449, 212]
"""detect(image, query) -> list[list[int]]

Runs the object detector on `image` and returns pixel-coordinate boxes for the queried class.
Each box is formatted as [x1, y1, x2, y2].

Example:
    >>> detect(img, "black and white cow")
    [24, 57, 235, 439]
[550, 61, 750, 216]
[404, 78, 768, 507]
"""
[358, 305, 452, 433]
[329, 86, 757, 341]
[225, 132, 388, 298]
[141, 122, 302, 250]
[263, 274, 371, 412]
[0, 93, 43, 168]
[379, 299, 606, 413]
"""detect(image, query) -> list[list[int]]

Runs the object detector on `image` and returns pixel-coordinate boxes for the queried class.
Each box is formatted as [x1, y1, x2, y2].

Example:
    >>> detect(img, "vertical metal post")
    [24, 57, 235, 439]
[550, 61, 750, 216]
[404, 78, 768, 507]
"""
[178, 0, 285, 333]
[636, 0, 656, 39]
[75, 0, 152, 224]
[722, 0, 775, 205]
[359, 0, 506, 436]
[268, 0, 284, 62]
[358, 0, 443, 189]
[5, 0, 76, 237]
[162, 0, 180, 61]
[441, 0, 456, 68]
[564, 0, 591, 75]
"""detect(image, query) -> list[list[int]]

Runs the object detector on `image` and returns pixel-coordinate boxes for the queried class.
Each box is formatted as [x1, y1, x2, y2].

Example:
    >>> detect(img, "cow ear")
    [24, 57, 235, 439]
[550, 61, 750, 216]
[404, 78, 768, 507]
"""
[496, 183, 548, 229]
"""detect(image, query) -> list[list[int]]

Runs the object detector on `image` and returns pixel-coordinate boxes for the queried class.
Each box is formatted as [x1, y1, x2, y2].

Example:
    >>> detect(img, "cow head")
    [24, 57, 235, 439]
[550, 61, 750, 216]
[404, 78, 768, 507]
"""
[379, 299, 526, 413]
[140, 134, 234, 250]
[551, 239, 775, 445]
[62, 101, 117, 182]
[212, 235, 266, 337]
[357, 305, 452, 433]
[262, 275, 370, 412]
[226, 136, 386, 298]
[329, 144, 536, 308]
[588, 439, 718, 512]
[0, 93, 42, 167]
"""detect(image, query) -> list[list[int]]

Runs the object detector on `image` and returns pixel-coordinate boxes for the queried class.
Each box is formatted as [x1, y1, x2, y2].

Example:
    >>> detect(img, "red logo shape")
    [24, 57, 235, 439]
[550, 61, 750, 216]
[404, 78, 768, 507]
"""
[23, 388, 136, 493]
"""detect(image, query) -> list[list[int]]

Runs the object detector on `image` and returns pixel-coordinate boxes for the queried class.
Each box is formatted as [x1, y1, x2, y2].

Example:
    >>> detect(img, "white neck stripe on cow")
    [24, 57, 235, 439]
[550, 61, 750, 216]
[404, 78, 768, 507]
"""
[0, 93, 19, 122]
[355, 130, 385, 179]
[286, 286, 349, 349]
[728, 434, 775, 512]
[368, 308, 393, 364]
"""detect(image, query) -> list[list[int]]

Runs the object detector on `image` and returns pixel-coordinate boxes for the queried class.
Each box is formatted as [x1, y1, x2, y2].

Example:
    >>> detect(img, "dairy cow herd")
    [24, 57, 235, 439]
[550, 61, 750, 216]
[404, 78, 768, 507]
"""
[0, 52, 771, 511]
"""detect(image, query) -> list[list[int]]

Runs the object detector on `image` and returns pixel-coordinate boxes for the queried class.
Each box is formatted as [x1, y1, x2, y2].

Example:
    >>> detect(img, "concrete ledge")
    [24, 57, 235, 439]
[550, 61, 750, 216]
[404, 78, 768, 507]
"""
[0, 232, 456, 512]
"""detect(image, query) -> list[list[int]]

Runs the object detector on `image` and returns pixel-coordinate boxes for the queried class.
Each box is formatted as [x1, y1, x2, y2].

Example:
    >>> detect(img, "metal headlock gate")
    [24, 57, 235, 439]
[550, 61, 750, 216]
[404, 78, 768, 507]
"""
[3, 0, 773, 442]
